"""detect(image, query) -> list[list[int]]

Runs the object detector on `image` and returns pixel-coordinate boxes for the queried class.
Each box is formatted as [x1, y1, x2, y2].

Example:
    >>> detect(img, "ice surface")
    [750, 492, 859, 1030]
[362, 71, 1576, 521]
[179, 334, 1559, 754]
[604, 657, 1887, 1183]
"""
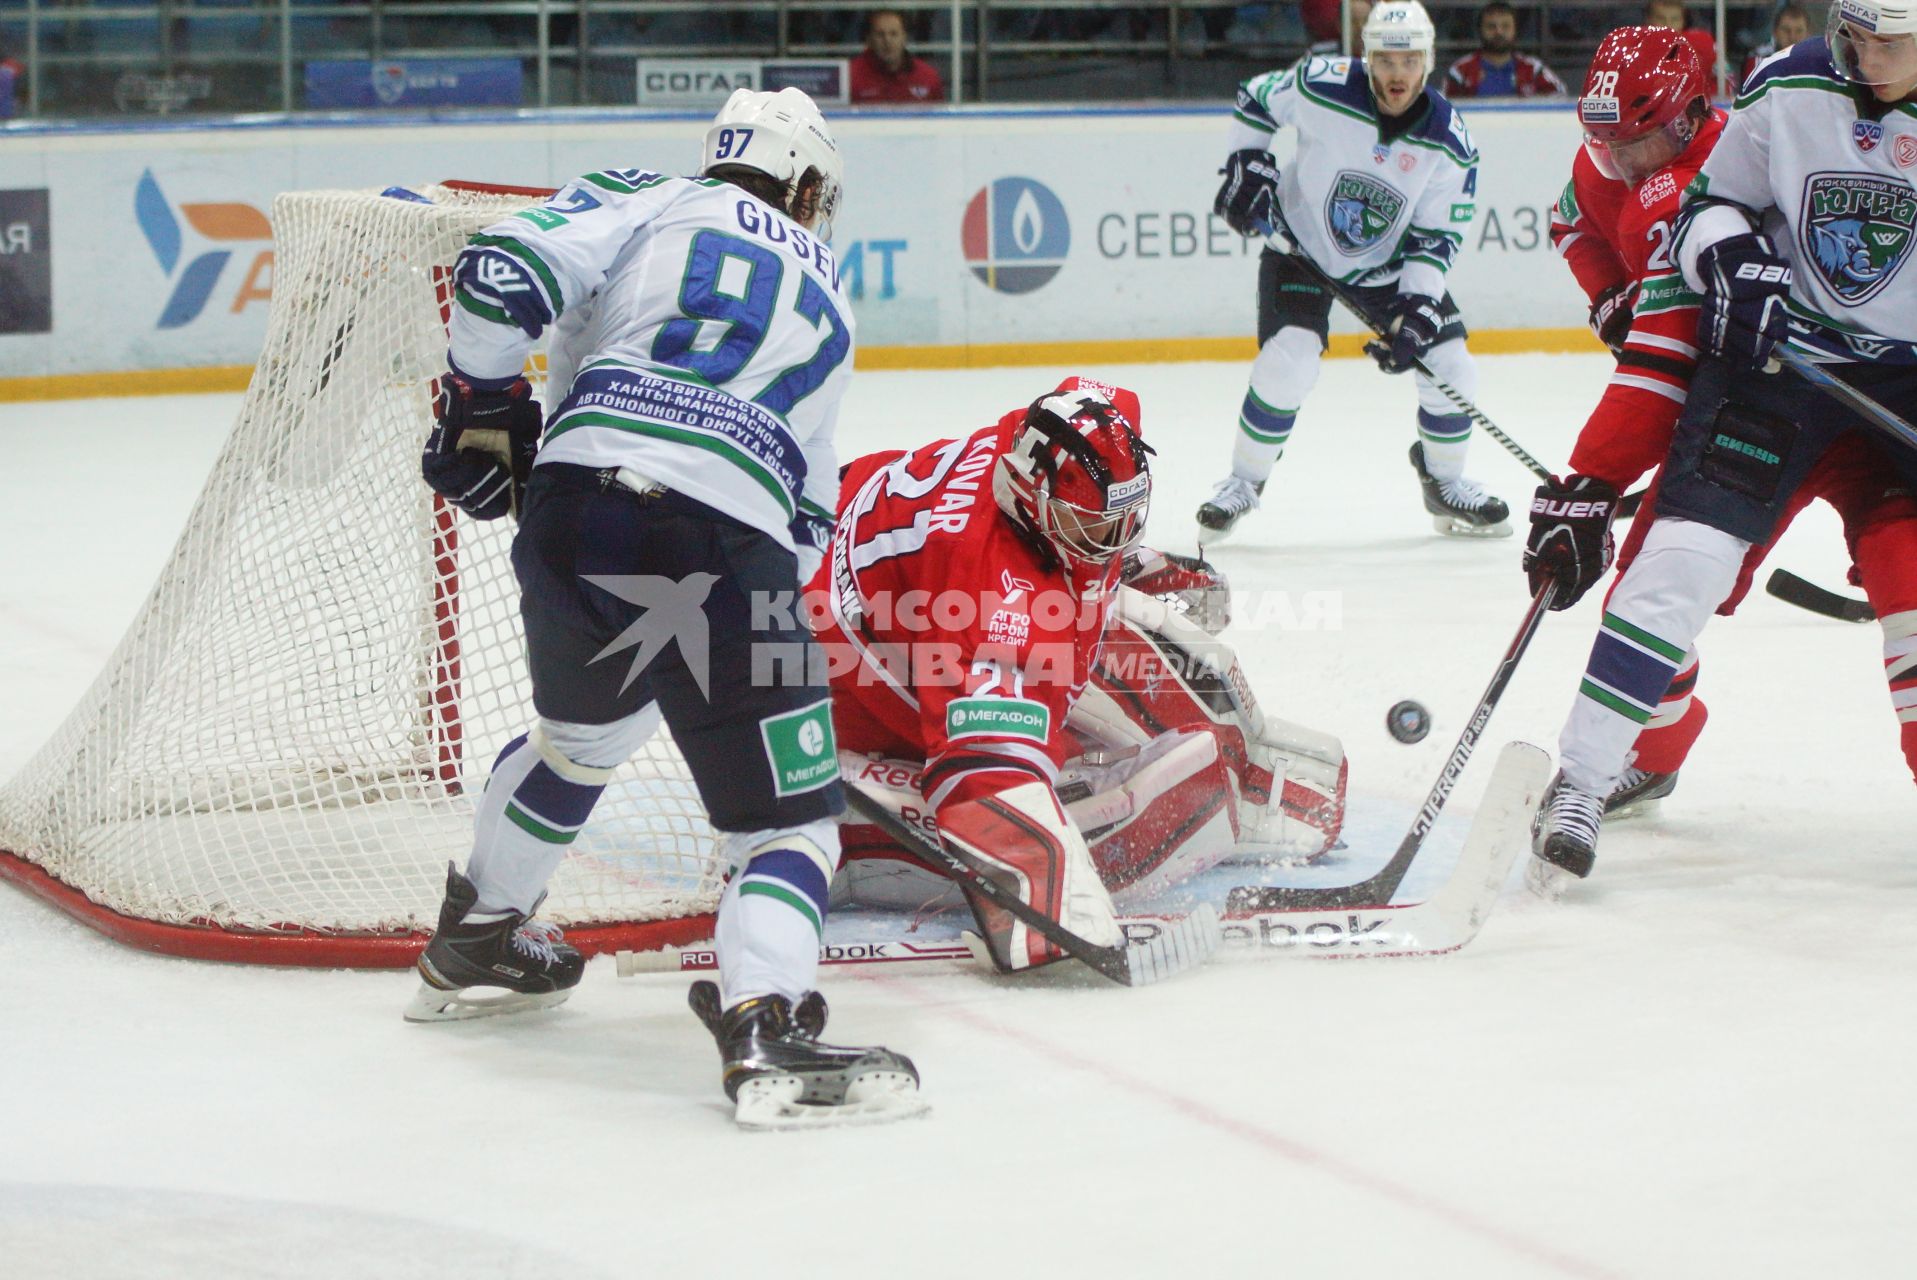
[3, 358, 1913, 1278]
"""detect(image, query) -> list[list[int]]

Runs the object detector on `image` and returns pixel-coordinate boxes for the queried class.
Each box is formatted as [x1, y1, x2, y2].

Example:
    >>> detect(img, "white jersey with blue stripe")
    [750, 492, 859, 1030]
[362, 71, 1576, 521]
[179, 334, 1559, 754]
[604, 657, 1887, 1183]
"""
[1229, 56, 1479, 298]
[446, 170, 853, 550]
[1676, 38, 1917, 365]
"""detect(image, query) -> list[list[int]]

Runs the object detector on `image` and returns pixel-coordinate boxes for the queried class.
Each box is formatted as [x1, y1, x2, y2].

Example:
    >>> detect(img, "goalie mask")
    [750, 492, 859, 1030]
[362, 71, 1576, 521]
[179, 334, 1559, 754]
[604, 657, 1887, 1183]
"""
[700, 87, 845, 242]
[1578, 27, 1709, 187]
[993, 377, 1154, 575]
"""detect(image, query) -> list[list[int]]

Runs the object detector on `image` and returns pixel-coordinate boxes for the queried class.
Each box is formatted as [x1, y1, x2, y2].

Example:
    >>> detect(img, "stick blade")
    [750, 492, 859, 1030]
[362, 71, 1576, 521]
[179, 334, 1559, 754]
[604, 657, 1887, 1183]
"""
[1764, 568, 1875, 623]
[1121, 903, 1224, 986]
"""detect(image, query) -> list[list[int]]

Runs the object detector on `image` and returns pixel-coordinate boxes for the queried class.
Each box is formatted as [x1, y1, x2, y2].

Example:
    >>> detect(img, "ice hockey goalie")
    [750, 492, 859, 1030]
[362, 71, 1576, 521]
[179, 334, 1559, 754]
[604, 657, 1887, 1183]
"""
[808, 377, 1346, 971]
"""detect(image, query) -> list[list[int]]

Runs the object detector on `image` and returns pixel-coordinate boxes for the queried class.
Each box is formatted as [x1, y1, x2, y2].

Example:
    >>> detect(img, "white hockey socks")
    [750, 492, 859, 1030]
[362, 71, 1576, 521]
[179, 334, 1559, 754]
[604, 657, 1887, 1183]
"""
[465, 711, 659, 916]
[1558, 519, 1749, 796]
[716, 820, 841, 1006]
[1413, 338, 1477, 480]
[1230, 327, 1322, 483]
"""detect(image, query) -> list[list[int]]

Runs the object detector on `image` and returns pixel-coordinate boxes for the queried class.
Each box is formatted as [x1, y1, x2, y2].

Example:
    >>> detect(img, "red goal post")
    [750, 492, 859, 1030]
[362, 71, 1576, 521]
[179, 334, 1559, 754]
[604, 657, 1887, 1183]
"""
[0, 181, 723, 966]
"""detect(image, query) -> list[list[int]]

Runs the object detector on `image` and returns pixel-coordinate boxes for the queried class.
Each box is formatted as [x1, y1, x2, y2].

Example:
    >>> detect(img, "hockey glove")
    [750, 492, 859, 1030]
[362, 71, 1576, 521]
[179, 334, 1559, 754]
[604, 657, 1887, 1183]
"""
[422, 372, 543, 521]
[1214, 148, 1282, 239]
[1696, 234, 1792, 372]
[1589, 281, 1636, 355]
[1524, 474, 1619, 610]
[1366, 293, 1446, 375]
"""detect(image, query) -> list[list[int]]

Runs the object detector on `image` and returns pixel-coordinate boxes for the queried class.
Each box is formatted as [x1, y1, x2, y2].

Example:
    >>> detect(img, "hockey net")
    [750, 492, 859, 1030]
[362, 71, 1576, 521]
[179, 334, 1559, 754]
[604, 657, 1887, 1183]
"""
[0, 184, 724, 965]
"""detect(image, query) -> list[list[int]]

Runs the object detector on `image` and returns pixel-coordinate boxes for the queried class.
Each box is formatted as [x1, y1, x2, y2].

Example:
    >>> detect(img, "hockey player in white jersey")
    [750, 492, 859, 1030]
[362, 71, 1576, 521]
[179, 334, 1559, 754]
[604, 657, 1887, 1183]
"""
[1531, 3, 1917, 885]
[1198, 0, 1509, 543]
[405, 88, 923, 1126]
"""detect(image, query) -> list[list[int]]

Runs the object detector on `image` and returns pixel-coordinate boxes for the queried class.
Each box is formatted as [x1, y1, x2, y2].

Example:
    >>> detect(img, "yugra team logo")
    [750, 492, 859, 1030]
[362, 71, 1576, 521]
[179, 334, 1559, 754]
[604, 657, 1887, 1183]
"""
[1325, 169, 1407, 256]
[1802, 172, 1917, 306]
[961, 177, 1069, 294]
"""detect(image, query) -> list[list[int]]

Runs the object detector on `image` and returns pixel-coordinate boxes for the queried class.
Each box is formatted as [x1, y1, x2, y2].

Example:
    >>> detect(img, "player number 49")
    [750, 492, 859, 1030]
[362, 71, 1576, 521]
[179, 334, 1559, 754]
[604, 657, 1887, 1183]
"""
[713, 127, 753, 159]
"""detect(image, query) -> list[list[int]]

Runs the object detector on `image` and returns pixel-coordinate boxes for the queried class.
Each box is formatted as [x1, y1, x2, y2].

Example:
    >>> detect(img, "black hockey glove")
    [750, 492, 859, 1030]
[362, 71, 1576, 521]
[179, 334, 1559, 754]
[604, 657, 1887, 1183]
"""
[422, 372, 543, 521]
[1366, 293, 1445, 375]
[1214, 148, 1282, 239]
[1589, 281, 1635, 355]
[1696, 234, 1792, 372]
[1524, 474, 1619, 610]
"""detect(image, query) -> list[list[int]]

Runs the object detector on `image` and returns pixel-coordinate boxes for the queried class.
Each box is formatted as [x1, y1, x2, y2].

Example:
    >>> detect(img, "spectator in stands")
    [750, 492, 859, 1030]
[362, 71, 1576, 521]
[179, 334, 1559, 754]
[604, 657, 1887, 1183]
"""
[1445, 1, 1566, 97]
[1306, 0, 1370, 56]
[849, 9, 945, 104]
[0, 42, 19, 119]
[1644, 0, 1723, 93]
[1740, 4, 1809, 87]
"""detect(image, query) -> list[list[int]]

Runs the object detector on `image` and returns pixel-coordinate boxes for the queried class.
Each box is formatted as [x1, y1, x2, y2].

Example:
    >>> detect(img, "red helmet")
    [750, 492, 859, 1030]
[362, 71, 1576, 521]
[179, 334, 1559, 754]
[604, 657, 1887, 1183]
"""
[1578, 27, 1709, 184]
[993, 376, 1153, 573]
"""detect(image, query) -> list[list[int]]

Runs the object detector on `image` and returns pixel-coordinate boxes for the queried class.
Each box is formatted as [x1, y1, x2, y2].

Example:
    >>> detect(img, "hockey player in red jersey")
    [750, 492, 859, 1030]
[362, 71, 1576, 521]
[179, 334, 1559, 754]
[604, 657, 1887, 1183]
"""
[1530, 27, 1917, 874]
[810, 378, 1345, 971]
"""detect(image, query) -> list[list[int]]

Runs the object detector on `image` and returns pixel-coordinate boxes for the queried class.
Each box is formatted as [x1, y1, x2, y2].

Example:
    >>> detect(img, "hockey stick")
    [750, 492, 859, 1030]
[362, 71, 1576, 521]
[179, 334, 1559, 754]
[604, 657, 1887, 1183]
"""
[1229, 577, 1559, 911]
[617, 741, 1547, 974]
[1256, 226, 1645, 517]
[1777, 346, 1917, 452]
[1765, 567, 1874, 624]
[840, 786, 1222, 987]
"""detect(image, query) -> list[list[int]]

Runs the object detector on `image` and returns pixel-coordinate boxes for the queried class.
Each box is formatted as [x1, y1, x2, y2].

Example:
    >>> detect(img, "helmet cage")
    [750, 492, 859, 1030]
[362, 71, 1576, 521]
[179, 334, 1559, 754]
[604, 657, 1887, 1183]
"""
[1001, 400, 1154, 570]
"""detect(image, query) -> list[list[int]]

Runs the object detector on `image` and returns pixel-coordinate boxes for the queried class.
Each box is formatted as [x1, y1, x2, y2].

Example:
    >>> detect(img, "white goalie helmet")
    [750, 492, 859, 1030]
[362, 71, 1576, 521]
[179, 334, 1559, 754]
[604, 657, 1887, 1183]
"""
[700, 87, 845, 242]
[1828, 0, 1917, 87]
[1363, 1, 1437, 82]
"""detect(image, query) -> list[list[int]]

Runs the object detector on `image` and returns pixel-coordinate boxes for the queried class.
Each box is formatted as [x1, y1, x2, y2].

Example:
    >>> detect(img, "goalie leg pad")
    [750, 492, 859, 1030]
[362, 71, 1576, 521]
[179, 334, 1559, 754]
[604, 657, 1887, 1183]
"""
[941, 781, 1121, 972]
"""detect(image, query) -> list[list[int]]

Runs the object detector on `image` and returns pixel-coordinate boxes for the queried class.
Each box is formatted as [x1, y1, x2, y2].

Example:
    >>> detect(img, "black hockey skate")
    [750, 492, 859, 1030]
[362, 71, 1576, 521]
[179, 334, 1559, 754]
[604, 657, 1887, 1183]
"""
[1195, 475, 1264, 546]
[689, 980, 926, 1129]
[1605, 766, 1678, 818]
[1409, 443, 1511, 538]
[403, 863, 585, 1023]
[1527, 772, 1604, 897]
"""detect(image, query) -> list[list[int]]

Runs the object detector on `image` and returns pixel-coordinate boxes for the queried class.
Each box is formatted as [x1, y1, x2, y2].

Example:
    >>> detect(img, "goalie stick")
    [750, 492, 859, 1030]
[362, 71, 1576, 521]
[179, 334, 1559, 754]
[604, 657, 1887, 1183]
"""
[1258, 226, 1647, 518]
[1230, 578, 1558, 911]
[617, 741, 1550, 974]
[840, 786, 1222, 987]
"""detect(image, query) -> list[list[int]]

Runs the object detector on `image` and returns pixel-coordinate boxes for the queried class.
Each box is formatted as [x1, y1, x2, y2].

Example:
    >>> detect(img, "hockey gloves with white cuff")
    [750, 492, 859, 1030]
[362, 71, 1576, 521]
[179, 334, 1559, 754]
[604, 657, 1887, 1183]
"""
[1524, 474, 1619, 610]
[1696, 234, 1792, 372]
[1214, 149, 1282, 239]
[422, 372, 543, 521]
[1589, 281, 1635, 355]
[1367, 293, 1445, 375]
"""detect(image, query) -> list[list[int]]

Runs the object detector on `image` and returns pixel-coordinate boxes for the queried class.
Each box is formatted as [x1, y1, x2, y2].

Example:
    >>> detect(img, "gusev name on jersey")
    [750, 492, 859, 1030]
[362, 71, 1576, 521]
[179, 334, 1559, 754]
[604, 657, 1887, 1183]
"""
[1230, 55, 1479, 297]
[1677, 39, 1917, 365]
[445, 169, 853, 553]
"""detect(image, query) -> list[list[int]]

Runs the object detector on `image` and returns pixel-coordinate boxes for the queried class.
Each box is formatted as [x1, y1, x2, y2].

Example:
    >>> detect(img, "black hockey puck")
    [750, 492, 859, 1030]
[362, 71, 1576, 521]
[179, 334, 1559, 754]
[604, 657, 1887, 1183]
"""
[1387, 700, 1431, 744]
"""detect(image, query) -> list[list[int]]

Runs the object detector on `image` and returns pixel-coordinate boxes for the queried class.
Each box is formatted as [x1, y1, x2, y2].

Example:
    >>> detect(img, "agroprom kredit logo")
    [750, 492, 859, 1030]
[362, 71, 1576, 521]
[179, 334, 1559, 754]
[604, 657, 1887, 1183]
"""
[134, 169, 273, 329]
[962, 177, 1069, 294]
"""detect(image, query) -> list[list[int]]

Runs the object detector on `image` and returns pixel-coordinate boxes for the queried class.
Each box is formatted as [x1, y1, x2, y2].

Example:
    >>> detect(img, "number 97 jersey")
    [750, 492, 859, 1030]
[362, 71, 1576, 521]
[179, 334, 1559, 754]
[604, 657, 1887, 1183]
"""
[446, 170, 854, 555]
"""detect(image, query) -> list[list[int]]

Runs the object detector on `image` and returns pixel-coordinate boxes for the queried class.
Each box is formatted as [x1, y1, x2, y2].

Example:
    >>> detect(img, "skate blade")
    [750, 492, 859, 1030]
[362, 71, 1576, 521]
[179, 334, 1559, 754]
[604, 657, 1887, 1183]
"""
[733, 1072, 930, 1132]
[1604, 794, 1664, 822]
[402, 980, 571, 1024]
[1524, 855, 1578, 902]
[1195, 520, 1237, 548]
[1433, 514, 1514, 539]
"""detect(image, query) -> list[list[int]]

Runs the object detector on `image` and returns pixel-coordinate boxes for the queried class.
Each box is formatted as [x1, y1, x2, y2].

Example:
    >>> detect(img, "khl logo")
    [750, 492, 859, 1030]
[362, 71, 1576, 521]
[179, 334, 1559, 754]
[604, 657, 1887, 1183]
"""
[962, 177, 1069, 294]
[135, 169, 273, 329]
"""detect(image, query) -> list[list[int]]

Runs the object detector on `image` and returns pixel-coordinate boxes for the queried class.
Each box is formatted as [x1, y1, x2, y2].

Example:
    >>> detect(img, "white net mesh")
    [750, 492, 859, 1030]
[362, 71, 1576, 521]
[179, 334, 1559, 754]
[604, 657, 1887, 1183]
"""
[0, 185, 724, 957]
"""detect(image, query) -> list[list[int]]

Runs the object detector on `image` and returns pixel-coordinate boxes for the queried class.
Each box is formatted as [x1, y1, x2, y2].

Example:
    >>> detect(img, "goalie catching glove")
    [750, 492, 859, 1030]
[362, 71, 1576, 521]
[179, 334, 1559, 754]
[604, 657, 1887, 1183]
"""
[1524, 474, 1618, 610]
[421, 371, 543, 520]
